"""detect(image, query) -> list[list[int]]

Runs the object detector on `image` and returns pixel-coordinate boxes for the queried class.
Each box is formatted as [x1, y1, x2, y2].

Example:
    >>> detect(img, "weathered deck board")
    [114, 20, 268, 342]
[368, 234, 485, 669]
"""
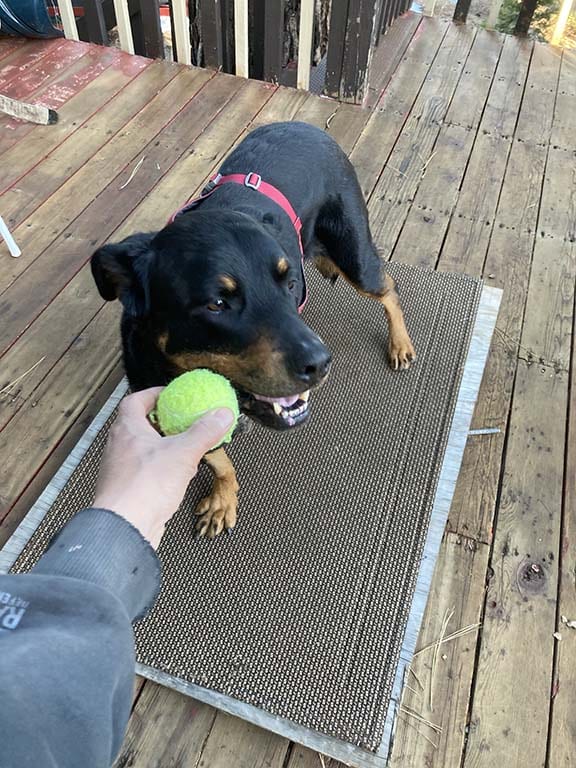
[548, 275, 576, 767]
[0, 23, 574, 768]
[367, 22, 477, 256]
[462, 45, 570, 768]
[463, 364, 568, 768]
[0, 60, 178, 224]
[0, 45, 141, 158]
[388, 534, 489, 767]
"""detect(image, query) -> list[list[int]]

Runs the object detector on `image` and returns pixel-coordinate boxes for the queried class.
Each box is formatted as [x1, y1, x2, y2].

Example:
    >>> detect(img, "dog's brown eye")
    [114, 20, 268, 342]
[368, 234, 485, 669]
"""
[207, 299, 226, 312]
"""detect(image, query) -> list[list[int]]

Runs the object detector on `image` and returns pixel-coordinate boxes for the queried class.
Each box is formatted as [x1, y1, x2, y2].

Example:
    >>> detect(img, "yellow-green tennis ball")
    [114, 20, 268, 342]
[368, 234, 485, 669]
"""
[153, 369, 239, 446]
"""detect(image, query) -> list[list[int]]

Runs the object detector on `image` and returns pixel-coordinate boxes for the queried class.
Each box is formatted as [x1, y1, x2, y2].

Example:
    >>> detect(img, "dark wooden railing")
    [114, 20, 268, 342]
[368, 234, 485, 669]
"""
[54, 0, 412, 103]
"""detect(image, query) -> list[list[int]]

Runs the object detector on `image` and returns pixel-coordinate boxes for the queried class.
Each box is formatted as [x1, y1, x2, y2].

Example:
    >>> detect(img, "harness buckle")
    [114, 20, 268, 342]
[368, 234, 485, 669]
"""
[245, 172, 262, 190]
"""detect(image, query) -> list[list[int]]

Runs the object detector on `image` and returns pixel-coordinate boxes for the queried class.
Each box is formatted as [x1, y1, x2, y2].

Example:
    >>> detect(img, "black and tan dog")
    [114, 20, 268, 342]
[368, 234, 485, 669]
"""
[91, 122, 415, 538]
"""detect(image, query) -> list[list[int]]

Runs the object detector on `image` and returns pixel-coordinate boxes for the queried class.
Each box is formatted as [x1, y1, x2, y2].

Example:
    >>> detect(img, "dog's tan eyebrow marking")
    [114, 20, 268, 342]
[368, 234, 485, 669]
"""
[218, 275, 237, 292]
[277, 257, 289, 276]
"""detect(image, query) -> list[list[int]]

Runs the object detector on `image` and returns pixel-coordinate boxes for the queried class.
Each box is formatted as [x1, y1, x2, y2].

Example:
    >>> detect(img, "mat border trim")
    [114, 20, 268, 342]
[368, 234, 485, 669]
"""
[0, 285, 502, 768]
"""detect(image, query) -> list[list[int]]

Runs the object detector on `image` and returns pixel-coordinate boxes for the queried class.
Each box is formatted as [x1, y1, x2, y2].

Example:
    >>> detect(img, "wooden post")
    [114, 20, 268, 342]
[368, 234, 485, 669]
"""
[139, 0, 164, 58]
[234, 0, 249, 77]
[83, 0, 108, 44]
[113, 0, 135, 53]
[172, 0, 192, 64]
[200, 0, 224, 68]
[453, 0, 473, 22]
[56, 0, 80, 40]
[514, 0, 539, 33]
[552, 0, 574, 44]
[297, 0, 315, 89]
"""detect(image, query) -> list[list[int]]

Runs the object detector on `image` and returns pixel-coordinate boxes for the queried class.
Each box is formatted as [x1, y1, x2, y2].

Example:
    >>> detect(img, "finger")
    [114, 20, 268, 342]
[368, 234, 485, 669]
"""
[119, 387, 165, 419]
[176, 408, 236, 457]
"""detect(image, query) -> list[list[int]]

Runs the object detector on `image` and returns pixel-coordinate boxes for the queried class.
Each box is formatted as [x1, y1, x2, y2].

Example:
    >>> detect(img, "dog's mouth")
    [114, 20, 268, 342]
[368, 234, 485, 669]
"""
[238, 389, 311, 430]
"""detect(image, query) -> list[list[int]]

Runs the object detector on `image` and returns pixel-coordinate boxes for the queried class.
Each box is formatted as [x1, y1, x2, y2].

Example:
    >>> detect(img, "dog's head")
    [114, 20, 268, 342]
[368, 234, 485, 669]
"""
[91, 210, 331, 430]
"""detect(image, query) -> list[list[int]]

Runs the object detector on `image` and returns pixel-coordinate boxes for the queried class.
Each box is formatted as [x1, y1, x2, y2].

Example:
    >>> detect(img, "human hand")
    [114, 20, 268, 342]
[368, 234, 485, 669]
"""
[93, 388, 235, 548]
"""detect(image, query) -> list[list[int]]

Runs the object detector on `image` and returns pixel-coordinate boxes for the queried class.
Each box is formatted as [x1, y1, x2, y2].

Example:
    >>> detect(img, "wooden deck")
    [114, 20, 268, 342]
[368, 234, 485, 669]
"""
[0, 15, 575, 767]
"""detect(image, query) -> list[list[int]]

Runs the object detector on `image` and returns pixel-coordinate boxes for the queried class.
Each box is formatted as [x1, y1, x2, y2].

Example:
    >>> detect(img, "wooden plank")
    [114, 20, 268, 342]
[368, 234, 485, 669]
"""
[114, 0, 136, 54]
[551, 48, 576, 150]
[260, 0, 285, 83]
[234, 0, 249, 77]
[538, 146, 576, 241]
[520, 236, 576, 371]
[548, 273, 576, 766]
[0, 80, 274, 434]
[462, 38, 571, 764]
[0, 303, 122, 519]
[443, 29, 505, 131]
[514, 0, 539, 34]
[463, 363, 568, 767]
[112, 683, 217, 767]
[297, 0, 315, 90]
[201, 0, 224, 69]
[0, 41, 92, 104]
[366, 22, 476, 257]
[195, 711, 289, 768]
[324, 103, 373, 155]
[0, 66, 214, 300]
[0, 62, 180, 229]
[0, 74, 241, 359]
[439, 40, 557, 277]
[447, 142, 547, 541]
[476, 35, 533, 138]
[172, 0, 192, 65]
[139, 0, 164, 58]
[442, 36, 560, 542]
[0, 38, 27, 64]
[57, 0, 80, 40]
[324, 0, 349, 98]
[0, 39, 71, 92]
[0, 46, 145, 159]
[106, 85, 305, 240]
[0, 362, 124, 551]
[0, 49, 153, 192]
[83, 0, 108, 45]
[363, 12, 421, 109]
[388, 534, 489, 767]
[453, 0, 473, 22]
[395, 28, 511, 267]
[514, 42, 563, 145]
[349, 17, 450, 200]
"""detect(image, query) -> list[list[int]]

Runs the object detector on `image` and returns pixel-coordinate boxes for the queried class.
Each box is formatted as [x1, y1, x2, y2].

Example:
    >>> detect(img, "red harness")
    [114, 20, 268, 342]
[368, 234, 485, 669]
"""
[169, 171, 307, 312]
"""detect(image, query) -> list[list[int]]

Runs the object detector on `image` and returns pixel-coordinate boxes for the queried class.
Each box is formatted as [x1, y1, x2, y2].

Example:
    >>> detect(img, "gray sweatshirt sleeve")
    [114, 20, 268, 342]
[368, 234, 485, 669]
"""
[0, 508, 162, 768]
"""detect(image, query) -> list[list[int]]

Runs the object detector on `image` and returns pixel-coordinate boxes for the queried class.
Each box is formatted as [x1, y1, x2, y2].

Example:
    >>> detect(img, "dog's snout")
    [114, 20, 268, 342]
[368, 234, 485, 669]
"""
[292, 339, 332, 385]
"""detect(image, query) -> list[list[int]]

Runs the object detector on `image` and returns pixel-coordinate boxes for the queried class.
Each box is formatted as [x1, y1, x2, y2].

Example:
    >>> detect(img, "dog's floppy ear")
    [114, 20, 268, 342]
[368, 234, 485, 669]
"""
[91, 232, 155, 317]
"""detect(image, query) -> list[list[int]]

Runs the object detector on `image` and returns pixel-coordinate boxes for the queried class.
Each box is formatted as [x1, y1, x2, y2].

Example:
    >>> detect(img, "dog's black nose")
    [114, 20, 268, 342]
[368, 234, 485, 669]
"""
[293, 340, 332, 385]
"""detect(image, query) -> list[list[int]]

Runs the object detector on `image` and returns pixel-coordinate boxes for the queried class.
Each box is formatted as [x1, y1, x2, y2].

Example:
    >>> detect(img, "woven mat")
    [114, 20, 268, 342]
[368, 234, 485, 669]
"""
[6, 263, 492, 758]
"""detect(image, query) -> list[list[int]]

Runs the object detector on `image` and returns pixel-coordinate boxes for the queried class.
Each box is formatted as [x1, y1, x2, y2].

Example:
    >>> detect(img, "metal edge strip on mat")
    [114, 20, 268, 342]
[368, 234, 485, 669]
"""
[378, 284, 501, 761]
[0, 285, 502, 768]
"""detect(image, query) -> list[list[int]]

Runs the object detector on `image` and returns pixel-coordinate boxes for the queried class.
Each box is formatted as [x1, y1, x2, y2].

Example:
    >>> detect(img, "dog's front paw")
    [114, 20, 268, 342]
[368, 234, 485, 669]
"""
[195, 483, 238, 539]
[388, 332, 416, 370]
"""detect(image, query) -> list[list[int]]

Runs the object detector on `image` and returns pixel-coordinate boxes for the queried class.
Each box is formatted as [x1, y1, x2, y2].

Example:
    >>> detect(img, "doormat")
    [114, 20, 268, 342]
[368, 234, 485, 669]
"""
[0, 263, 501, 767]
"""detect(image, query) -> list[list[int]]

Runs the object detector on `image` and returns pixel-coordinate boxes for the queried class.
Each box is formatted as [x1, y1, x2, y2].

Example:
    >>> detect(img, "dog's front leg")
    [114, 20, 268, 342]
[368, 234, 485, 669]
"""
[195, 447, 239, 539]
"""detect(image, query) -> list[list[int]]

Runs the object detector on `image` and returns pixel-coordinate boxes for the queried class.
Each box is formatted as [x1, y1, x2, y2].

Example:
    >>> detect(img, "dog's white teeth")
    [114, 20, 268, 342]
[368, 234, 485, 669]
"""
[272, 402, 283, 415]
[300, 390, 310, 402]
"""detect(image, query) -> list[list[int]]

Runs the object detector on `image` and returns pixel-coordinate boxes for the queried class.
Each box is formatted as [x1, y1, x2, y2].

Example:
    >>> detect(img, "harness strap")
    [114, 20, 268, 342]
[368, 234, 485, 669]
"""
[169, 171, 308, 312]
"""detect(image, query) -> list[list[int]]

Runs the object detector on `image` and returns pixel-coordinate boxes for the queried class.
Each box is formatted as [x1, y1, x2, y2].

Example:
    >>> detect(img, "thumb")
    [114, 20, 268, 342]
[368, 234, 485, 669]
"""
[178, 408, 236, 457]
